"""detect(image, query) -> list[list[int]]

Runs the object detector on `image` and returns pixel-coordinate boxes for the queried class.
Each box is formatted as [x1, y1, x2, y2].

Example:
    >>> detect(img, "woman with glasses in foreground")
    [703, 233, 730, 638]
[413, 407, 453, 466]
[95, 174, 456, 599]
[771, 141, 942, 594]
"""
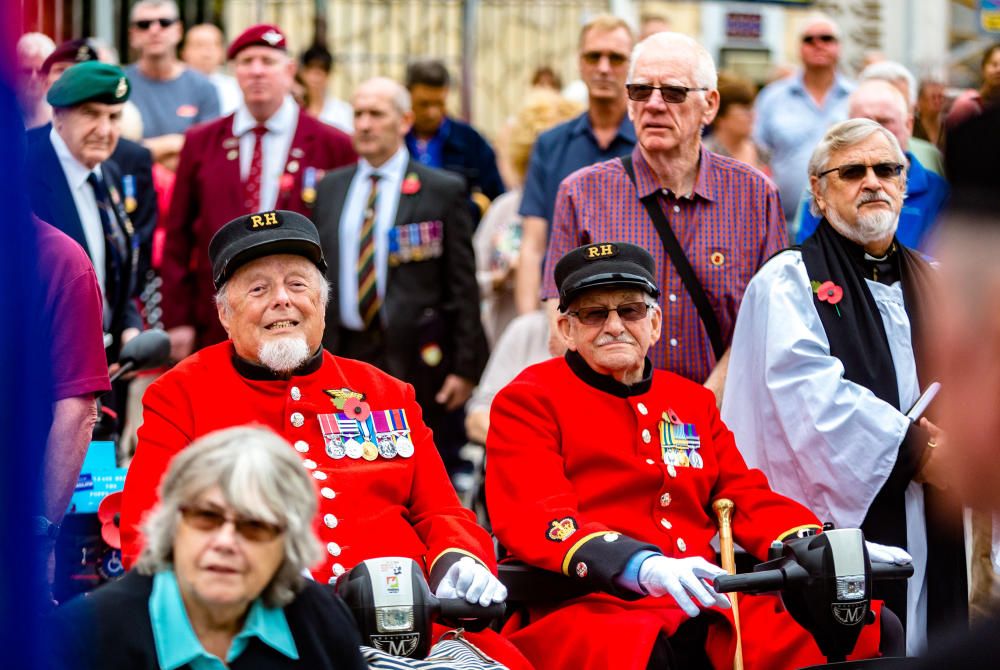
[48, 426, 367, 670]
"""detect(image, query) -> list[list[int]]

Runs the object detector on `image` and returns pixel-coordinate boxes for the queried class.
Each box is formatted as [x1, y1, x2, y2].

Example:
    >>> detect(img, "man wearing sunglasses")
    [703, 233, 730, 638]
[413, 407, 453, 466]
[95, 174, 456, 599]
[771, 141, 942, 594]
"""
[124, 0, 219, 171]
[541, 31, 786, 406]
[724, 118, 967, 655]
[488, 241, 901, 669]
[753, 13, 853, 225]
[795, 80, 949, 251]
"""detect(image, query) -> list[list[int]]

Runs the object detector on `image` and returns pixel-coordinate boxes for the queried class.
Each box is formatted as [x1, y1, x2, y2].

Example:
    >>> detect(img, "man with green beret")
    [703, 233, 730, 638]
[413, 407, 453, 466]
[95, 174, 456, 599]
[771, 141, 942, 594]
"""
[26, 60, 143, 360]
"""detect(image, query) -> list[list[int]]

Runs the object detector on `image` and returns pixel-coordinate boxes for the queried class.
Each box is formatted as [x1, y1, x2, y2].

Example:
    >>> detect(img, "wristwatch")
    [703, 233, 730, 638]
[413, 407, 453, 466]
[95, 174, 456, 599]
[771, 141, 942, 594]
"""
[34, 515, 61, 540]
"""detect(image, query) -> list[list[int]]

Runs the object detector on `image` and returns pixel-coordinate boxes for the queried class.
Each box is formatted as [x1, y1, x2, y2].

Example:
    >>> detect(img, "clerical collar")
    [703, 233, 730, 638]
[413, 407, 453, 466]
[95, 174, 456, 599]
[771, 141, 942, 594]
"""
[863, 242, 900, 285]
[232, 346, 324, 381]
[565, 350, 653, 397]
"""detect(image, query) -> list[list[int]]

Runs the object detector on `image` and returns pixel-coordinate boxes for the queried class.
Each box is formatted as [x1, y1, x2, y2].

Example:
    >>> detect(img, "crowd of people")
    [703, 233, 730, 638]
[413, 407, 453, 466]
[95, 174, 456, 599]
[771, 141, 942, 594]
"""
[15, 0, 1000, 668]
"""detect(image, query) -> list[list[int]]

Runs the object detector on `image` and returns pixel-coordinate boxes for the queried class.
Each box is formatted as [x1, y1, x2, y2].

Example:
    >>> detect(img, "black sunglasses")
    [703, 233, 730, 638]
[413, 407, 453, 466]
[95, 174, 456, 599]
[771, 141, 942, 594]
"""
[818, 162, 904, 182]
[626, 84, 708, 104]
[132, 17, 178, 30]
[802, 34, 837, 45]
[581, 51, 628, 67]
[568, 301, 655, 326]
[179, 504, 285, 542]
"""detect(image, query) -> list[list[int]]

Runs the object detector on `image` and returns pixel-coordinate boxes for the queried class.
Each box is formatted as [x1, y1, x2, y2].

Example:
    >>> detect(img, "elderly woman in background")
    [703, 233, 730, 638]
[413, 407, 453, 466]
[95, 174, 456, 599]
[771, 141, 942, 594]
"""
[474, 88, 580, 346]
[703, 74, 772, 176]
[48, 426, 366, 670]
[946, 43, 1000, 128]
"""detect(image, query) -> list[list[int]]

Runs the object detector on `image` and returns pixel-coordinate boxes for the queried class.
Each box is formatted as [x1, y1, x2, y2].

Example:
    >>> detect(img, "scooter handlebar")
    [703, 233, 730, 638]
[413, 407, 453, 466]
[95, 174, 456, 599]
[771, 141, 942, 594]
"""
[436, 597, 506, 622]
[713, 569, 787, 594]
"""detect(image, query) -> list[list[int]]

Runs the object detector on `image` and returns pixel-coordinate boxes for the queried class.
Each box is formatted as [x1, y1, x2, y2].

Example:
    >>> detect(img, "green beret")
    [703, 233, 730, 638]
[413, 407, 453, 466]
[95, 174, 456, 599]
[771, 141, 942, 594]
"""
[47, 61, 131, 108]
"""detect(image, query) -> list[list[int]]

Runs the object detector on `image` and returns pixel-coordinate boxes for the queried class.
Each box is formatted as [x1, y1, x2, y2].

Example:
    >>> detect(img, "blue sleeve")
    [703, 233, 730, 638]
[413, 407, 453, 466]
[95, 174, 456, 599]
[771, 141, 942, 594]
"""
[795, 194, 821, 244]
[518, 140, 549, 219]
[613, 549, 661, 594]
[197, 76, 221, 122]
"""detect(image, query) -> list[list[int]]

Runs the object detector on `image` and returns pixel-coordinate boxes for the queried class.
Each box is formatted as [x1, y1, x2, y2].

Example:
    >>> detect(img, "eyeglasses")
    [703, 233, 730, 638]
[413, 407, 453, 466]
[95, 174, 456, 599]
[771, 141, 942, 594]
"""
[817, 162, 904, 182]
[802, 34, 837, 45]
[179, 504, 285, 542]
[581, 51, 628, 67]
[568, 301, 655, 326]
[626, 84, 708, 104]
[132, 17, 178, 30]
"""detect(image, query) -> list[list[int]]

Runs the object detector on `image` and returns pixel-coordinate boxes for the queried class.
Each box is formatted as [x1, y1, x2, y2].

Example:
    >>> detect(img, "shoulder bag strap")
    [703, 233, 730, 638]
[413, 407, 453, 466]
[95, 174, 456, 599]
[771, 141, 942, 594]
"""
[620, 155, 725, 361]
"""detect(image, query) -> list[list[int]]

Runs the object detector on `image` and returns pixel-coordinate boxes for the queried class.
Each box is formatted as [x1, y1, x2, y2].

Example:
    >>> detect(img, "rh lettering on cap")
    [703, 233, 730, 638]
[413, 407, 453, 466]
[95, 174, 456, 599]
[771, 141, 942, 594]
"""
[248, 211, 280, 229]
[586, 243, 617, 260]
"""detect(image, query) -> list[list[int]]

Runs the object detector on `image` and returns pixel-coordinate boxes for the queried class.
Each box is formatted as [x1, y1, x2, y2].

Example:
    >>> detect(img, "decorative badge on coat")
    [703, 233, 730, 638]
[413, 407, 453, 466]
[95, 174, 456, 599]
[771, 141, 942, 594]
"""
[388, 220, 444, 266]
[659, 409, 703, 469]
[546, 517, 578, 542]
[318, 405, 414, 461]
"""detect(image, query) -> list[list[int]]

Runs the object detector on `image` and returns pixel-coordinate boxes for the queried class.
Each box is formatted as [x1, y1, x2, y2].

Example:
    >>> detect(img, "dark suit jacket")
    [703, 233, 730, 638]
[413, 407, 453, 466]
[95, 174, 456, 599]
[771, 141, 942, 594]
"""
[25, 129, 141, 355]
[47, 571, 367, 670]
[314, 159, 488, 402]
[28, 125, 157, 294]
[160, 108, 357, 348]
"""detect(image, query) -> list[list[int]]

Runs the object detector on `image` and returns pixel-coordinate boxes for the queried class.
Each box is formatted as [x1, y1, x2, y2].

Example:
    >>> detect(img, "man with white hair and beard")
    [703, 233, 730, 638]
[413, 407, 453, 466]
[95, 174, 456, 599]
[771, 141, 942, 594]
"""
[120, 210, 532, 668]
[722, 118, 967, 654]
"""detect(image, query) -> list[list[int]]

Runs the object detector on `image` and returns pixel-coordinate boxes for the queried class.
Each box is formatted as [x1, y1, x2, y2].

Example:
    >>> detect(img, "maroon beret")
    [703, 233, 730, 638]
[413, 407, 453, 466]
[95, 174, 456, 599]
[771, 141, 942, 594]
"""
[226, 24, 287, 61]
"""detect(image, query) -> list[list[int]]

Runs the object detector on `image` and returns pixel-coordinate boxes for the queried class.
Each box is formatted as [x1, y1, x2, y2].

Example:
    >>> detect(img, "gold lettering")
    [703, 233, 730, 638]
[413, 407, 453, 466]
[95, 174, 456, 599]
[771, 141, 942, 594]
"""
[250, 215, 263, 228]
[263, 211, 278, 225]
[587, 246, 600, 258]
[599, 244, 613, 256]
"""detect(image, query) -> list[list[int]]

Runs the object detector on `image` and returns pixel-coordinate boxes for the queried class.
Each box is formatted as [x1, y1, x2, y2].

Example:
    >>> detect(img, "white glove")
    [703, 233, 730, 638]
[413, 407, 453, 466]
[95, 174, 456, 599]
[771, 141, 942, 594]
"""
[434, 557, 507, 607]
[866, 541, 912, 565]
[638, 555, 732, 618]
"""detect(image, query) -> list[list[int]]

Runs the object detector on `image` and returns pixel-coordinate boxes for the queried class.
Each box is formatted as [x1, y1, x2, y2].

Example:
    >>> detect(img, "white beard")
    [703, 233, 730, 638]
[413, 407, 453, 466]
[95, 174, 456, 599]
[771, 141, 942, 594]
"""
[258, 337, 311, 373]
[826, 198, 899, 247]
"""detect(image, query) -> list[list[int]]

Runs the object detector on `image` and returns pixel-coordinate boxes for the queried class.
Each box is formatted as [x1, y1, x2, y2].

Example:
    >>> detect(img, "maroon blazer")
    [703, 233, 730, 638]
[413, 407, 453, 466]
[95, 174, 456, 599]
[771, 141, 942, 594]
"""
[160, 108, 356, 348]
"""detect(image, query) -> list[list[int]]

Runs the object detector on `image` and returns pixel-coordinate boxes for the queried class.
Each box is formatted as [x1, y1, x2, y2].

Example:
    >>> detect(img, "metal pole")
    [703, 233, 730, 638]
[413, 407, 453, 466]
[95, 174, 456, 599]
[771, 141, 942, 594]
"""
[461, 0, 479, 122]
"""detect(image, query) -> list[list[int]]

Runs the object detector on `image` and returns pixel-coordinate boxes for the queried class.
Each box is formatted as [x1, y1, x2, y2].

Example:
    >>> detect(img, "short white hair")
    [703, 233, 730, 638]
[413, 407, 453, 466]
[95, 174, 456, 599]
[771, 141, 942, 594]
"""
[798, 12, 841, 39]
[807, 118, 908, 217]
[628, 32, 717, 90]
[17, 32, 56, 61]
[860, 61, 918, 108]
[136, 426, 322, 608]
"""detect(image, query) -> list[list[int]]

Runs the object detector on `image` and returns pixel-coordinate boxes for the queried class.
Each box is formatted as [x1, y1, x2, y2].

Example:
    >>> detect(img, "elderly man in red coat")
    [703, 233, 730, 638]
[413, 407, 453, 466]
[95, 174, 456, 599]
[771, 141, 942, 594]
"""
[486, 241, 910, 669]
[160, 24, 355, 360]
[121, 210, 532, 668]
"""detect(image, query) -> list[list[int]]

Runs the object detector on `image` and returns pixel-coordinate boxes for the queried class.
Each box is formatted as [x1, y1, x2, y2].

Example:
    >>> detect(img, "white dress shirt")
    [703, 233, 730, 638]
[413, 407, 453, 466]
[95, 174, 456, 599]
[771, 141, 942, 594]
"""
[337, 146, 408, 330]
[232, 95, 298, 211]
[721, 249, 927, 654]
[50, 126, 106, 292]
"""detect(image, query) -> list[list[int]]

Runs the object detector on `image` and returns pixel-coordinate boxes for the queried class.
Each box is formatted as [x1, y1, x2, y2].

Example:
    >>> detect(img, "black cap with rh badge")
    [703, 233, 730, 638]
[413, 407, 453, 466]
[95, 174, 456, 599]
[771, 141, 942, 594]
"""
[555, 242, 659, 311]
[208, 210, 327, 289]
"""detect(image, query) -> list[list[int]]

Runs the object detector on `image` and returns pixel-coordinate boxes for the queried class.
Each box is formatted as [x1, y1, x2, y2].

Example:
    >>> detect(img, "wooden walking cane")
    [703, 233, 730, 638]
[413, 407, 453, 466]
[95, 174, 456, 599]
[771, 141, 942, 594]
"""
[713, 498, 744, 670]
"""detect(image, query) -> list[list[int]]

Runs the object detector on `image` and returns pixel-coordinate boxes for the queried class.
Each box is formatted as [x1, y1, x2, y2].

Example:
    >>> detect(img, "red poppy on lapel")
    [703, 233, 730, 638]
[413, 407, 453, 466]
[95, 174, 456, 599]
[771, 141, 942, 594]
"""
[401, 172, 421, 195]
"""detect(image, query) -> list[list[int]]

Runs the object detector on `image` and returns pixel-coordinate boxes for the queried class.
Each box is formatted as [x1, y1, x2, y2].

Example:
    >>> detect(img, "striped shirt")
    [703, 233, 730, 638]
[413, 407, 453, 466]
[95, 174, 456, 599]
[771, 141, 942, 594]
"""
[542, 145, 787, 383]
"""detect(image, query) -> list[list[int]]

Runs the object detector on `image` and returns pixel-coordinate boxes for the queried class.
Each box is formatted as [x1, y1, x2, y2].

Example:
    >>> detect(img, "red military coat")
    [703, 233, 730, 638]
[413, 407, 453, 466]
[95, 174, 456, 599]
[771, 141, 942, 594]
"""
[121, 343, 491, 581]
[487, 353, 880, 670]
[159, 110, 356, 349]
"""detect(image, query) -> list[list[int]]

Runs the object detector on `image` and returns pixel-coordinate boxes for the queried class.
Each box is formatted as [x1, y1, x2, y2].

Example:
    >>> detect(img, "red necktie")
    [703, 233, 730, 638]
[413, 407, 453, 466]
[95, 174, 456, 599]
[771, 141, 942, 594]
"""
[243, 124, 267, 211]
[357, 174, 381, 327]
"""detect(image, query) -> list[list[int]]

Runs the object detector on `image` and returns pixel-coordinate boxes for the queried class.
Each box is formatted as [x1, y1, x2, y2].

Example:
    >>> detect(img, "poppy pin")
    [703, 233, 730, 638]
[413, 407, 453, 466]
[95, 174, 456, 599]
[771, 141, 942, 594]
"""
[401, 172, 421, 195]
[812, 280, 844, 317]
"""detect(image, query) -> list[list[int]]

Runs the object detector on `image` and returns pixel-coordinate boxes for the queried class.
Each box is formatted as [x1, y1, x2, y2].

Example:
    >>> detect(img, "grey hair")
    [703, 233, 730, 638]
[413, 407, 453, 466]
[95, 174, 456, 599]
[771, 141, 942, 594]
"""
[214, 262, 330, 320]
[355, 76, 412, 115]
[798, 12, 841, 40]
[130, 0, 180, 21]
[135, 426, 322, 608]
[16, 32, 56, 61]
[807, 118, 908, 217]
[628, 32, 717, 91]
[860, 61, 918, 108]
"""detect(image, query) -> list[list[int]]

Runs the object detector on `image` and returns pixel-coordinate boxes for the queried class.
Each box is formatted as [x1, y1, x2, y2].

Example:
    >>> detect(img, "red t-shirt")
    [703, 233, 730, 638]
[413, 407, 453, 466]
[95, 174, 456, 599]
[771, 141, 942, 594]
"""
[35, 218, 111, 400]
